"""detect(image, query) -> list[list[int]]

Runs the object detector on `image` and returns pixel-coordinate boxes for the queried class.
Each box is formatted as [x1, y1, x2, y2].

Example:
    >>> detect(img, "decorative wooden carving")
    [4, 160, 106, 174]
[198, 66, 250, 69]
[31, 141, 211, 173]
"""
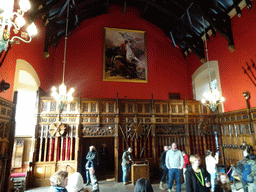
[82, 125, 116, 136]
[49, 122, 66, 136]
[33, 96, 256, 186]
[12, 139, 24, 168]
[155, 125, 186, 135]
[198, 119, 215, 135]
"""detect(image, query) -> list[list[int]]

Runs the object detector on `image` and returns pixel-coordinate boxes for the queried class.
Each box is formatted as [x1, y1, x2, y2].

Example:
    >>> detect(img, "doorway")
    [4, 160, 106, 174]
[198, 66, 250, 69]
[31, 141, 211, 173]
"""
[80, 137, 115, 182]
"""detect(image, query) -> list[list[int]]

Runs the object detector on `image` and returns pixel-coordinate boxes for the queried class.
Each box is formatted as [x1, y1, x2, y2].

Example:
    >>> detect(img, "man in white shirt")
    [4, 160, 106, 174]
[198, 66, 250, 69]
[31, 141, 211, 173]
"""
[166, 143, 184, 192]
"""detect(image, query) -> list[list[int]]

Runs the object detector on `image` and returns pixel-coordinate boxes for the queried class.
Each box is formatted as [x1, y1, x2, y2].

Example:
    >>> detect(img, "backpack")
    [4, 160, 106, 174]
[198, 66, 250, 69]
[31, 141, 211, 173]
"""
[242, 162, 253, 183]
[235, 161, 245, 176]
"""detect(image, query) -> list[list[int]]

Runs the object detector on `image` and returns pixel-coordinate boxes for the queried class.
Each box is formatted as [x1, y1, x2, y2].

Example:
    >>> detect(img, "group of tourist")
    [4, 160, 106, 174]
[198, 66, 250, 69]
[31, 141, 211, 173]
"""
[49, 171, 98, 192]
[159, 142, 231, 192]
[48, 145, 104, 192]
[48, 142, 256, 192]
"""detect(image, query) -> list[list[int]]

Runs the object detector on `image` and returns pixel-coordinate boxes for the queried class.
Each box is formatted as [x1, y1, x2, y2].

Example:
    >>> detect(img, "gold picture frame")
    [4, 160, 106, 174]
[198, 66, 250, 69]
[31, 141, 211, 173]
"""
[103, 27, 147, 83]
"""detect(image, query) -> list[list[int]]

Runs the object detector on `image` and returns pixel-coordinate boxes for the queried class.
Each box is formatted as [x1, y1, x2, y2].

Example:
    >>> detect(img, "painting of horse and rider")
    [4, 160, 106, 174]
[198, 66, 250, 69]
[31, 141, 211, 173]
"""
[103, 27, 147, 83]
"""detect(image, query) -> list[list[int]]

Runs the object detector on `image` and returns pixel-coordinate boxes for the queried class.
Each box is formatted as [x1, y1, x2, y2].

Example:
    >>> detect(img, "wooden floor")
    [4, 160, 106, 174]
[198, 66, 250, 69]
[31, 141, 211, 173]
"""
[25, 180, 243, 192]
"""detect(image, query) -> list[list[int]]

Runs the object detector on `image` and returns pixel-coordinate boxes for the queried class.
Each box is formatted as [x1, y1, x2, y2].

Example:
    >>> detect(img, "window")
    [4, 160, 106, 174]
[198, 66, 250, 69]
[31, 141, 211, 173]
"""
[13, 60, 40, 137]
[192, 60, 224, 111]
[211, 79, 217, 91]
[15, 90, 37, 136]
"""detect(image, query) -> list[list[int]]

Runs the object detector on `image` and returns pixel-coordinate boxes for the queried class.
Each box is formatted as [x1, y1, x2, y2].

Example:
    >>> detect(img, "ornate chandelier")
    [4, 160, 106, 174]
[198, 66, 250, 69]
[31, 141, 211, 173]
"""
[201, 89, 225, 112]
[51, 1, 74, 105]
[0, 0, 37, 52]
[201, 18, 225, 113]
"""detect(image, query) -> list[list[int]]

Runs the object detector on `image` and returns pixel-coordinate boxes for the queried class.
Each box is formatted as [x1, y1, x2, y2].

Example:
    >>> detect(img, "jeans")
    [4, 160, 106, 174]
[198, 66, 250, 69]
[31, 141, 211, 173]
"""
[241, 179, 248, 192]
[161, 168, 168, 182]
[168, 168, 182, 192]
[86, 161, 94, 183]
[122, 164, 130, 182]
[210, 173, 216, 191]
[183, 168, 187, 183]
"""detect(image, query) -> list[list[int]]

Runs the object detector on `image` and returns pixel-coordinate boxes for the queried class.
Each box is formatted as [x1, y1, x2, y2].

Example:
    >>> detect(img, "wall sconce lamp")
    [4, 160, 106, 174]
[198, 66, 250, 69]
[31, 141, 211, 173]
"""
[0, 80, 10, 93]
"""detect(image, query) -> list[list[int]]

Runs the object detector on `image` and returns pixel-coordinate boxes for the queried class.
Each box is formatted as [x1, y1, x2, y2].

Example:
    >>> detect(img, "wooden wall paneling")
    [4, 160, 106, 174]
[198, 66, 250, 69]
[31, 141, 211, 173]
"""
[54, 136, 58, 162]
[0, 96, 15, 191]
[32, 97, 256, 186]
[38, 125, 43, 162]
[74, 125, 79, 169]
[12, 139, 24, 168]
[49, 137, 53, 161]
[115, 95, 120, 182]
[134, 134, 138, 159]
[60, 137, 63, 161]
[64, 135, 68, 161]
[69, 126, 73, 161]
[43, 132, 48, 162]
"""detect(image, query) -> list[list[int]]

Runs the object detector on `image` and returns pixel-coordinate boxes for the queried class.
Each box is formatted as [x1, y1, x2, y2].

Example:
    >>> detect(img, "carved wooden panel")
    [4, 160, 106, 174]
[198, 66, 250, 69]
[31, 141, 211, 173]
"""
[82, 102, 98, 113]
[82, 125, 116, 137]
[12, 139, 24, 168]
[156, 125, 186, 135]
[0, 97, 15, 191]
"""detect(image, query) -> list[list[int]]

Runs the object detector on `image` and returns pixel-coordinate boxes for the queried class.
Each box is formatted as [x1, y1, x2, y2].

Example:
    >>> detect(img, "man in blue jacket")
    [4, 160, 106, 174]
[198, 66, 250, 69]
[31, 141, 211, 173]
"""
[166, 142, 184, 192]
[121, 147, 133, 185]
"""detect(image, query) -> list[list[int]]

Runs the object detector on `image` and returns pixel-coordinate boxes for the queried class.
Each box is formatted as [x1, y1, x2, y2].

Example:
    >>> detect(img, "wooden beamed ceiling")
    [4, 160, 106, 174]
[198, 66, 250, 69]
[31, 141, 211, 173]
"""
[28, 0, 253, 61]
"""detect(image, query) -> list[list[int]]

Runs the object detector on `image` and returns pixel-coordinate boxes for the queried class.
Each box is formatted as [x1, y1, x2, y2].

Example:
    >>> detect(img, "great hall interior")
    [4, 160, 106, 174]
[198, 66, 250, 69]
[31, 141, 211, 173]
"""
[1, 0, 256, 191]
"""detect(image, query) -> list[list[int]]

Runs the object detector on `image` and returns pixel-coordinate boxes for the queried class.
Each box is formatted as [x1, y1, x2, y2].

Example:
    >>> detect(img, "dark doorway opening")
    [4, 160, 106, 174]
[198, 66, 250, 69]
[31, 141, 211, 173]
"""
[80, 137, 115, 182]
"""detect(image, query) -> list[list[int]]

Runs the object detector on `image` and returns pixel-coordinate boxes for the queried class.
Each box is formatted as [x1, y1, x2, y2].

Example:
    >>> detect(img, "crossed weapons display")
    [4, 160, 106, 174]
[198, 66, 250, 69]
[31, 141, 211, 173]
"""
[242, 58, 256, 87]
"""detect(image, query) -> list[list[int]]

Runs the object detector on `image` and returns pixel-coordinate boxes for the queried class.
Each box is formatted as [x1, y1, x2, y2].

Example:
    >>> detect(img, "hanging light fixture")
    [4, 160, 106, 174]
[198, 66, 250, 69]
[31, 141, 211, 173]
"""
[51, 1, 74, 105]
[201, 18, 225, 113]
[0, 0, 37, 52]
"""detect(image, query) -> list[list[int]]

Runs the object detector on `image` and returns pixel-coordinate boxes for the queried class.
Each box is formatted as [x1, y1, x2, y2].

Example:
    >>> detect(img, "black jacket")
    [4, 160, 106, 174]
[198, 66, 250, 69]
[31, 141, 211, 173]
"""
[160, 150, 167, 169]
[185, 166, 211, 192]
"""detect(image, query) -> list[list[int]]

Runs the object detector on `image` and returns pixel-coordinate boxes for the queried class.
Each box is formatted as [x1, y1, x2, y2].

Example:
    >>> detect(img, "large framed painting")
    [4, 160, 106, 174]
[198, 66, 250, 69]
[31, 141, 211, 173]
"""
[103, 27, 147, 83]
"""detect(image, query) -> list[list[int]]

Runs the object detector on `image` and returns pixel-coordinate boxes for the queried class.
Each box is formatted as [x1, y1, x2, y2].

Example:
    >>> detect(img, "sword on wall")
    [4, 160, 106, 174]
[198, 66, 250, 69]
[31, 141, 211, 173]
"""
[214, 125, 219, 155]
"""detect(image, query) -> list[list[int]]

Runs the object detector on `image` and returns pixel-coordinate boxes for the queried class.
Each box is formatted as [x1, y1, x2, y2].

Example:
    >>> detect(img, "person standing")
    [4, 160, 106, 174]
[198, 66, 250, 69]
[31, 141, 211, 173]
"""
[121, 147, 133, 185]
[243, 154, 256, 192]
[85, 146, 98, 186]
[166, 142, 184, 192]
[185, 155, 211, 192]
[160, 146, 169, 190]
[182, 150, 190, 184]
[205, 150, 219, 192]
[99, 143, 109, 171]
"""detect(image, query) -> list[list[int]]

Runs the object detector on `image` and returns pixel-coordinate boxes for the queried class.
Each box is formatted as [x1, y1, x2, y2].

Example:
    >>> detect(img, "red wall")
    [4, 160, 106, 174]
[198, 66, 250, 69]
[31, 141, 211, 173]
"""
[3, 5, 256, 112]
[51, 5, 192, 100]
[187, 6, 256, 112]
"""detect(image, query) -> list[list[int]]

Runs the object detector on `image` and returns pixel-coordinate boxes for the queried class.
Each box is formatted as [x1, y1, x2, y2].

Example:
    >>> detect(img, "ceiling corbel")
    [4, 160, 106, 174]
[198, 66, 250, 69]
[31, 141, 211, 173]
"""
[29, 0, 61, 22]
[206, 11, 235, 52]
[183, 36, 205, 61]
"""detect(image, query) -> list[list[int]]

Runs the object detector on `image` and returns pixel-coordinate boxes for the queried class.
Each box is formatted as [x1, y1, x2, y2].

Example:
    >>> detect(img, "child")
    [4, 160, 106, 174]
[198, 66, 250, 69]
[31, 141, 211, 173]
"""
[214, 172, 231, 192]
[49, 171, 68, 192]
